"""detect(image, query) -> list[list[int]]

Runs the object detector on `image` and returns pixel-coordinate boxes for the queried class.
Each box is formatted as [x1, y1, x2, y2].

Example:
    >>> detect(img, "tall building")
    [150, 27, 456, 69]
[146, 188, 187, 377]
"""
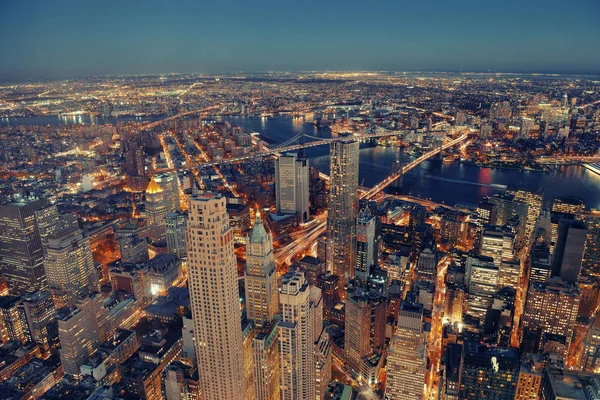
[0, 198, 49, 295]
[581, 211, 600, 278]
[530, 244, 553, 285]
[355, 207, 377, 287]
[187, 193, 244, 400]
[385, 301, 426, 400]
[459, 342, 519, 400]
[579, 312, 600, 373]
[327, 140, 359, 282]
[522, 277, 580, 349]
[514, 354, 544, 400]
[246, 211, 278, 327]
[154, 172, 180, 213]
[165, 211, 187, 260]
[507, 187, 543, 243]
[33, 204, 61, 257]
[115, 219, 149, 264]
[44, 222, 99, 308]
[552, 219, 587, 283]
[465, 255, 499, 320]
[344, 290, 386, 377]
[552, 195, 585, 215]
[275, 153, 310, 222]
[480, 225, 515, 268]
[278, 271, 315, 400]
[21, 291, 55, 349]
[489, 193, 528, 227]
[145, 178, 169, 242]
[441, 343, 462, 400]
[315, 329, 332, 400]
[0, 296, 30, 345]
[540, 368, 600, 400]
[253, 320, 281, 400]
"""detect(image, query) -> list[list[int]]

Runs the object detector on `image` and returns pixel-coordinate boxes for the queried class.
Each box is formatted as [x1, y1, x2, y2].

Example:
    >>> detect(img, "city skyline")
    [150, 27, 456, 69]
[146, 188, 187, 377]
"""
[1, 0, 600, 80]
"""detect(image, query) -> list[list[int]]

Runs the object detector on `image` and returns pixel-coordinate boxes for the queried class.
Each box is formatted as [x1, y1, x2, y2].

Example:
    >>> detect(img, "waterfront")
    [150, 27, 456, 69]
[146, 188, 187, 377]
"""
[4, 114, 600, 209]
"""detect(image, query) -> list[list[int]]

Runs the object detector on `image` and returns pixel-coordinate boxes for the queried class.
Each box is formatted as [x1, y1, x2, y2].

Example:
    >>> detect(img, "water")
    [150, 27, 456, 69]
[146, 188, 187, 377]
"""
[0, 114, 163, 126]
[216, 116, 600, 210]
[4, 114, 600, 209]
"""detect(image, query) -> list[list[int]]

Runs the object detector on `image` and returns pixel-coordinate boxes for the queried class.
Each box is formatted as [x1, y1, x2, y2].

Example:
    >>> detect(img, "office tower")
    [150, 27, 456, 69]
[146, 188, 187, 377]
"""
[540, 368, 600, 400]
[327, 140, 359, 282]
[522, 278, 580, 348]
[246, 211, 278, 327]
[21, 291, 55, 348]
[552, 195, 585, 215]
[144, 178, 168, 242]
[0, 296, 30, 345]
[579, 312, 600, 372]
[187, 193, 244, 400]
[154, 172, 180, 212]
[33, 204, 61, 257]
[344, 290, 386, 377]
[275, 153, 310, 222]
[0, 198, 49, 295]
[464, 255, 499, 320]
[499, 259, 521, 290]
[552, 220, 587, 283]
[315, 329, 332, 400]
[386, 301, 426, 400]
[581, 211, 600, 278]
[278, 271, 315, 400]
[355, 207, 376, 287]
[115, 219, 149, 264]
[515, 354, 544, 400]
[316, 272, 340, 323]
[577, 276, 599, 319]
[122, 138, 148, 192]
[480, 225, 515, 268]
[242, 318, 257, 400]
[444, 283, 466, 325]
[317, 235, 327, 263]
[441, 344, 462, 400]
[507, 187, 543, 242]
[520, 117, 534, 139]
[252, 320, 280, 400]
[459, 342, 519, 399]
[44, 223, 99, 308]
[165, 211, 188, 260]
[476, 199, 498, 226]
[489, 193, 528, 227]
[414, 237, 437, 283]
[530, 244, 553, 285]
[409, 205, 426, 231]
[164, 363, 200, 400]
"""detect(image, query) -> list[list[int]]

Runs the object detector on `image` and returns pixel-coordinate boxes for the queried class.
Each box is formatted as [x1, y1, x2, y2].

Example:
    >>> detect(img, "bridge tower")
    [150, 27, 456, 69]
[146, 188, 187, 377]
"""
[433, 133, 444, 162]
[390, 146, 405, 191]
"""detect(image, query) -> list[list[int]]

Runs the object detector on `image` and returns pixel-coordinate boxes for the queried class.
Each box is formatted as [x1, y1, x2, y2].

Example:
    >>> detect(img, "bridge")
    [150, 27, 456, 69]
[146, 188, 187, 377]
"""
[152, 129, 405, 174]
[362, 133, 471, 200]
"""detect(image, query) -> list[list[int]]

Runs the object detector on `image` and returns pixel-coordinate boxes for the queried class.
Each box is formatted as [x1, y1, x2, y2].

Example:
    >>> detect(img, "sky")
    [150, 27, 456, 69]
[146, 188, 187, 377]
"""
[1, 0, 599, 80]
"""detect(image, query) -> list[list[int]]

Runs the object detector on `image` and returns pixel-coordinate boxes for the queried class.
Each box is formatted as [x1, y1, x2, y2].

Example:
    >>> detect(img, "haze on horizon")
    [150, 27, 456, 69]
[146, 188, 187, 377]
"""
[1, 0, 599, 81]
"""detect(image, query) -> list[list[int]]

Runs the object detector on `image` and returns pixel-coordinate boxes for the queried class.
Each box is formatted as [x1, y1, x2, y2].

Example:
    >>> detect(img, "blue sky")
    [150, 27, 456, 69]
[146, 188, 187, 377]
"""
[1, 0, 599, 79]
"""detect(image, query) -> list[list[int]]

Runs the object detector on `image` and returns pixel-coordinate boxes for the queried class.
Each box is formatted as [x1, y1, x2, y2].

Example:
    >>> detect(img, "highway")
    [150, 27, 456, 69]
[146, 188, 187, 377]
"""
[536, 155, 600, 165]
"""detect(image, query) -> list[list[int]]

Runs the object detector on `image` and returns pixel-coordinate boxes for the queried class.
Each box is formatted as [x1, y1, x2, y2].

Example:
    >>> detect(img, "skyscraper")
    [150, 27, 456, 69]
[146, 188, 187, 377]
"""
[489, 193, 528, 228]
[187, 193, 244, 400]
[154, 172, 181, 213]
[327, 140, 359, 283]
[253, 320, 281, 400]
[552, 219, 587, 283]
[278, 270, 315, 400]
[275, 153, 310, 222]
[0, 198, 49, 295]
[145, 178, 169, 242]
[464, 255, 499, 320]
[385, 301, 427, 400]
[355, 207, 377, 287]
[165, 211, 188, 260]
[44, 222, 99, 308]
[246, 211, 278, 327]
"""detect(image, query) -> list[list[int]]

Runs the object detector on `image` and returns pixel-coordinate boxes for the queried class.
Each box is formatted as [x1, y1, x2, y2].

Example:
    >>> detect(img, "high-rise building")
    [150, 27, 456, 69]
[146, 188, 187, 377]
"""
[165, 211, 188, 260]
[355, 207, 377, 287]
[480, 225, 515, 268]
[21, 291, 55, 349]
[144, 178, 169, 242]
[0, 296, 30, 345]
[514, 354, 544, 400]
[414, 237, 437, 283]
[344, 290, 386, 378]
[315, 329, 332, 400]
[552, 219, 587, 283]
[44, 223, 99, 308]
[579, 312, 600, 373]
[441, 343, 462, 400]
[489, 193, 528, 227]
[464, 255, 499, 320]
[275, 153, 310, 222]
[327, 140, 359, 282]
[385, 302, 426, 400]
[530, 244, 553, 285]
[580, 211, 600, 278]
[115, 219, 149, 264]
[181, 312, 196, 367]
[246, 211, 278, 327]
[187, 193, 244, 400]
[507, 187, 543, 243]
[278, 271, 315, 400]
[252, 320, 280, 400]
[154, 172, 180, 213]
[0, 199, 49, 295]
[459, 342, 519, 400]
[539, 368, 600, 400]
[33, 204, 61, 257]
[522, 277, 580, 348]
[552, 195, 585, 215]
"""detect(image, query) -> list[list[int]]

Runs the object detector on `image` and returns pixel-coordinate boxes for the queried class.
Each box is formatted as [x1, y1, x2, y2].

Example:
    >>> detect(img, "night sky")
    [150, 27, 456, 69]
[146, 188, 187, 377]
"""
[1, 0, 599, 80]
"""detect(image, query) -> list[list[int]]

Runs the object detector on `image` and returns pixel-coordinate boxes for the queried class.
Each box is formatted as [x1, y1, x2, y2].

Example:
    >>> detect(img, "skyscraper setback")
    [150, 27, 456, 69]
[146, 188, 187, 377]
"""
[186, 193, 244, 400]
[327, 140, 359, 282]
